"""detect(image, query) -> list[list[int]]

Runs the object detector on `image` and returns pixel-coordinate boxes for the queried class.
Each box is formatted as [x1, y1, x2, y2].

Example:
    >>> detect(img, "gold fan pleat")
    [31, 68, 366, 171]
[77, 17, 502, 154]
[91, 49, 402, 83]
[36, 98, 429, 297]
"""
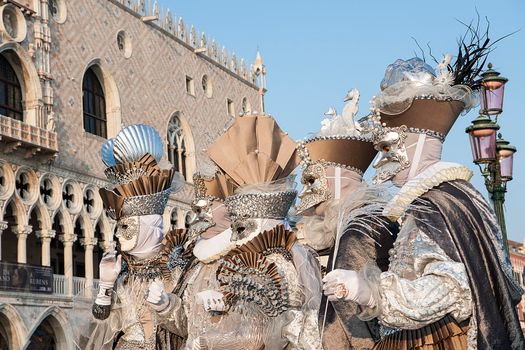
[99, 188, 125, 219]
[113, 169, 174, 198]
[217, 251, 284, 305]
[194, 171, 237, 200]
[207, 116, 299, 187]
[225, 225, 297, 259]
[104, 153, 161, 180]
[159, 228, 193, 282]
[99, 168, 174, 219]
[373, 315, 468, 350]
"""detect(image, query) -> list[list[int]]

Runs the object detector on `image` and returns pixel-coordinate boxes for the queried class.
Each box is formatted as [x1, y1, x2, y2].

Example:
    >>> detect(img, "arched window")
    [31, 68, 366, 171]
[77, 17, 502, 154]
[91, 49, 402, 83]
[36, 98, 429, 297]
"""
[167, 114, 187, 179]
[82, 68, 107, 138]
[0, 54, 23, 121]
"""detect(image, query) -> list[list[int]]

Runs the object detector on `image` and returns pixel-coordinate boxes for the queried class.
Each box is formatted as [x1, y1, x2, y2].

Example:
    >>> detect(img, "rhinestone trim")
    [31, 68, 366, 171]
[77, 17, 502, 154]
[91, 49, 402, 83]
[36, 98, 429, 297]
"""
[225, 190, 297, 221]
[297, 139, 364, 176]
[121, 188, 171, 218]
[407, 127, 446, 142]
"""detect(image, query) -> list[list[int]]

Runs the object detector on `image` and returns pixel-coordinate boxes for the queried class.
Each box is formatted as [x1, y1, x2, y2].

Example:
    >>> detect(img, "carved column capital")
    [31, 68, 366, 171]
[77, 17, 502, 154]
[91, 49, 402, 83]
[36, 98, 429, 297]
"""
[36, 229, 56, 240]
[0, 221, 8, 231]
[15, 225, 32, 238]
[59, 234, 77, 245]
[80, 237, 98, 248]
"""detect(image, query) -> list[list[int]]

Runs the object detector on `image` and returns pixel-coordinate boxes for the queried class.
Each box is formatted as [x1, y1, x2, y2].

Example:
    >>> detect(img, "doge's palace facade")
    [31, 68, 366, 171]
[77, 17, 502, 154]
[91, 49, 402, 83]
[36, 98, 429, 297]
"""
[0, 0, 264, 348]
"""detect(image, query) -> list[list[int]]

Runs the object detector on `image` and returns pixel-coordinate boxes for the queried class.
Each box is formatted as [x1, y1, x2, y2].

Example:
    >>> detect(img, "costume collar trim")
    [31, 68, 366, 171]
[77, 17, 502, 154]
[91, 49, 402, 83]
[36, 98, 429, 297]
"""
[192, 219, 286, 263]
[121, 229, 191, 281]
[383, 162, 473, 220]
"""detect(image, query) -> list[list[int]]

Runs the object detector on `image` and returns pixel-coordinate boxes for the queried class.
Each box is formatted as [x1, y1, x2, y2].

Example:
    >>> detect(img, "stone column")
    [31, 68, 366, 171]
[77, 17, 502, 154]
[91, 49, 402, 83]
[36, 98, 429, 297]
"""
[36, 229, 56, 267]
[177, 208, 185, 229]
[0, 221, 8, 261]
[81, 237, 98, 295]
[16, 225, 32, 264]
[59, 234, 77, 296]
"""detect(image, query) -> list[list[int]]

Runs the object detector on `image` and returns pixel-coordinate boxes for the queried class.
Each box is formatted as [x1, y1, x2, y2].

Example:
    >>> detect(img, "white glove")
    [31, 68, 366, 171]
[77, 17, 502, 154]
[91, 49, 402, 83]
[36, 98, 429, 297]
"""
[323, 269, 376, 307]
[95, 251, 122, 305]
[196, 290, 226, 312]
[146, 280, 171, 313]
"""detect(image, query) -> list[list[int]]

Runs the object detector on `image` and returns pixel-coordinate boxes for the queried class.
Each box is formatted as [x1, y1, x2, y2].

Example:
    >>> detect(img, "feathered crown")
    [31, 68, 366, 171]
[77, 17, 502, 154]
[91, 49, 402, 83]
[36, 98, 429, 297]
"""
[99, 124, 184, 220]
[207, 115, 299, 220]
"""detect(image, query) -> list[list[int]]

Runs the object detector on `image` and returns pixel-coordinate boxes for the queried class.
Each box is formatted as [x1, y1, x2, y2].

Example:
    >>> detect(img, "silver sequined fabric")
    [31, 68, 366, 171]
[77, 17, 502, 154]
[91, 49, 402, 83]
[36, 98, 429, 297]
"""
[377, 217, 472, 331]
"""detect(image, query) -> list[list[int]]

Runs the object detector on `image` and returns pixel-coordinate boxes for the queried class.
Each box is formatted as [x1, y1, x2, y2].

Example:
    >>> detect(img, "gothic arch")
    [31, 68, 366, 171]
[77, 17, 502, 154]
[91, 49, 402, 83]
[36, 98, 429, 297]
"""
[52, 209, 73, 237]
[26, 306, 73, 350]
[27, 202, 52, 232]
[166, 112, 195, 182]
[3, 196, 27, 229]
[0, 303, 27, 350]
[0, 42, 44, 127]
[76, 212, 94, 239]
[82, 59, 121, 138]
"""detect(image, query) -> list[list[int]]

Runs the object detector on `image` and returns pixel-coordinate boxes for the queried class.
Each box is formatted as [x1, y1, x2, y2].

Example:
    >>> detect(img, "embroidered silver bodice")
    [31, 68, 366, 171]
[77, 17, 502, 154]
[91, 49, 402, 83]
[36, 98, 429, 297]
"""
[378, 216, 473, 330]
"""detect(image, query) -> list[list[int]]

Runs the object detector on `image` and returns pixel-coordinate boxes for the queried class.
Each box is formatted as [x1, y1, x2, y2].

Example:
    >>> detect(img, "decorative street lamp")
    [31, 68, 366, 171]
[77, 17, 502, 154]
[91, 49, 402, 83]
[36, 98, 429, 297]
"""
[480, 63, 508, 116]
[466, 63, 515, 253]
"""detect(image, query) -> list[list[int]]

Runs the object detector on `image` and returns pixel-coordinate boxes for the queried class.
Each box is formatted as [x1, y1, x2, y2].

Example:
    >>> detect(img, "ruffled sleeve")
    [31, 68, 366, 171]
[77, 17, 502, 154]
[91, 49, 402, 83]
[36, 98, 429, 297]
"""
[371, 221, 472, 329]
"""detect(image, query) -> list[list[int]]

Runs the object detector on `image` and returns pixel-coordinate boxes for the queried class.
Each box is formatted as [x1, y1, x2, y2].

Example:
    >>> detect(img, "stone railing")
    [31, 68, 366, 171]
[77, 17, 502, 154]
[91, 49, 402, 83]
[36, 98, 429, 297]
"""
[0, 115, 58, 154]
[53, 274, 99, 297]
[53, 274, 66, 295]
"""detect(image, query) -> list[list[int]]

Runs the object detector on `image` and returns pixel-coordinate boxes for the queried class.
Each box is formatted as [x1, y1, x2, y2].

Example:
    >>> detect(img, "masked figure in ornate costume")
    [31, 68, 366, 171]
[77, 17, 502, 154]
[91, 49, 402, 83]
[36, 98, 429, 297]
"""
[295, 92, 397, 350]
[147, 114, 324, 349]
[77, 124, 194, 350]
[323, 53, 525, 349]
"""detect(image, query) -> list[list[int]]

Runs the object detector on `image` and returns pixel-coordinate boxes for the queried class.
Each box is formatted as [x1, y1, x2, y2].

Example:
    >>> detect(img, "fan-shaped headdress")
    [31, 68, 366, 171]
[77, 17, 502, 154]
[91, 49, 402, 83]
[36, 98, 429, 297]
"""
[99, 124, 184, 220]
[207, 115, 299, 221]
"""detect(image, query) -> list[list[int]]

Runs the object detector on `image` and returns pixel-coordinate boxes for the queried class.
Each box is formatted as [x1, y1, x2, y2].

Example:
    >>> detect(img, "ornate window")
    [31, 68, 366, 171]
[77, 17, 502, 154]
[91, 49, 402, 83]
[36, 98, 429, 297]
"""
[202, 74, 212, 98]
[227, 98, 235, 117]
[82, 68, 107, 138]
[0, 54, 23, 121]
[241, 97, 251, 115]
[184, 211, 193, 229]
[167, 115, 187, 179]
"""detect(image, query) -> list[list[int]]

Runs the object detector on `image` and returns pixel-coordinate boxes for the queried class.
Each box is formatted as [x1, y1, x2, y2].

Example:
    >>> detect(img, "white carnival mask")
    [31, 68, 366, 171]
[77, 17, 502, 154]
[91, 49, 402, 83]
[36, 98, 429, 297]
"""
[115, 216, 140, 251]
[295, 162, 331, 215]
[372, 126, 410, 184]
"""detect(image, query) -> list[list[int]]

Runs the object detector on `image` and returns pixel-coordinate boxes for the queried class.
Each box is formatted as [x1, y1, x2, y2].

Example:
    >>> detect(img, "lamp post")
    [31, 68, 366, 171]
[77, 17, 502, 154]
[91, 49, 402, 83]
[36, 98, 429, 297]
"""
[466, 63, 516, 253]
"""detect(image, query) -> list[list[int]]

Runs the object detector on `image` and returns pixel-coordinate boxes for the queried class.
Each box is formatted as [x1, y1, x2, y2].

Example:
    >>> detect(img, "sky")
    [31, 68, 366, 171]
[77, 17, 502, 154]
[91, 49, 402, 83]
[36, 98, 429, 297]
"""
[161, 0, 525, 241]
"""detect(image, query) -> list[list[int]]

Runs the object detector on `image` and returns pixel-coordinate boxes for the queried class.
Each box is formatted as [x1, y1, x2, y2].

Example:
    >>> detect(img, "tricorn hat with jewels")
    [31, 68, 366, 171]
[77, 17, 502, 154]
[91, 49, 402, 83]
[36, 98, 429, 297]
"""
[207, 115, 299, 221]
[99, 124, 184, 220]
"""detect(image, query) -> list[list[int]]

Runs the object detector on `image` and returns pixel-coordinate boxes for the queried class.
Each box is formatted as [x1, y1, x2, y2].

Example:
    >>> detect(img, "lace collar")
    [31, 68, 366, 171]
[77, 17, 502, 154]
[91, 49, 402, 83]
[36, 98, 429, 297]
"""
[383, 162, 473, 220]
